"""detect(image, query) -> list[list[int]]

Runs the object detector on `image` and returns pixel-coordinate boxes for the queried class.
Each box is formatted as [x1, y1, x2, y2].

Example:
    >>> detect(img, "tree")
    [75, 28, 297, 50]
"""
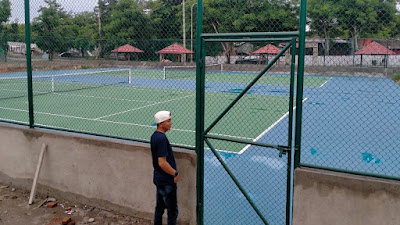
[4, 22, 25, 42]
[0, 0, 10, 29]
[202, 0, 299, 63]
[95, 0, 118, 58]
[32, 0, 71, 60]
[71, 12, 98, 57]
[336, 0, 399, 50]
[103, 0, 152, 40]
[370, 0, 399, 38]
[146, 0, 182, 39]
[0, 0, 11, 61]
[100, 0, 152, 56]
[308, 0, 342, 55]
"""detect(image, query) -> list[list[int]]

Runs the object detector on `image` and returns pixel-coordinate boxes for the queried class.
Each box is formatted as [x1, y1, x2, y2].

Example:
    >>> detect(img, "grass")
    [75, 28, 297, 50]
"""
[393, 73, 400, 85]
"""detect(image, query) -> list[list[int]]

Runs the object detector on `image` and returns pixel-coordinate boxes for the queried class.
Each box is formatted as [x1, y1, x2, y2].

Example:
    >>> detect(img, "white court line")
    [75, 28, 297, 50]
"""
[0, 118, 27, 124]
[0, 88, 154, 103]
[1, 88, 28, 93]
[238, 97, 308, 154]
[319, 77, 332, 88]
[0, 106, 255, 141]
[0, 106, 194, 132]
[94, 94, 195, 120]
[51, 92, 154, 103]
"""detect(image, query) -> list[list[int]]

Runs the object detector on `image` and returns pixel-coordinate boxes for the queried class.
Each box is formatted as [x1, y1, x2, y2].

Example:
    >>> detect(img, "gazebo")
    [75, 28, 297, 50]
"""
[156, 43, 194, 62]
[111, 44, 144, 61]
[252, 44, 282, 64]
[355, 41, 396, 67]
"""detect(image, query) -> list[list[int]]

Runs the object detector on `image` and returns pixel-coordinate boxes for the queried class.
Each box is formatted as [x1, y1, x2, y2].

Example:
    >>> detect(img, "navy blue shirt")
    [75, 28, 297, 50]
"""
[150, 131, 177, 186]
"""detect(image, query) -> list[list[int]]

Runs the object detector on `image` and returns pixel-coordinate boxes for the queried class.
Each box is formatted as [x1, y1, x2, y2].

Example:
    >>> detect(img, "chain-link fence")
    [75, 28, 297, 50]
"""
[0, 0, 399, 225]
[300, 0, 400, 181]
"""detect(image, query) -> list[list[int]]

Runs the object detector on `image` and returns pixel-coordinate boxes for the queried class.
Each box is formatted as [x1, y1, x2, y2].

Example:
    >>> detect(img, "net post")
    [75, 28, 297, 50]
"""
[51, 75, 54, 92]
[220, 63, 223, 72]
[128, 69, 132, 84]
[163, 67, 166, 80]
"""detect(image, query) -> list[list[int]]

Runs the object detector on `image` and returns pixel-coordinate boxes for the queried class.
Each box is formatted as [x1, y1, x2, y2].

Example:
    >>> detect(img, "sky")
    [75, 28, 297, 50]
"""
[9, 0, 98, 23]
[8, 1, 400, 24]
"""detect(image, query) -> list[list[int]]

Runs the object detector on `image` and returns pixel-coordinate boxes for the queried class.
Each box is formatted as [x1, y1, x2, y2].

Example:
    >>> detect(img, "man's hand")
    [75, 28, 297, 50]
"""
[174, 174, 180, 183]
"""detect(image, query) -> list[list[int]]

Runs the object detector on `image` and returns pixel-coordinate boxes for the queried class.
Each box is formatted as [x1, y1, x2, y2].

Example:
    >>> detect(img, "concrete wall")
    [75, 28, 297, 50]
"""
[0, 123, 197, 225]
[293, 167, 400, 225]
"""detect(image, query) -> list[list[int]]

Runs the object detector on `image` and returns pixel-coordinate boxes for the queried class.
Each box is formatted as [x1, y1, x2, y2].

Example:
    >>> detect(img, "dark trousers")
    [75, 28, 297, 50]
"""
[154, 184, 178, 225]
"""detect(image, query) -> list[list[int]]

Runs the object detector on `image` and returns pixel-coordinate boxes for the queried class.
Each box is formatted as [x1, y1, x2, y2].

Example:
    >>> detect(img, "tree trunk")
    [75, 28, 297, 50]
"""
[353, 26, 358, 51]
[222, 43, 232, 64]
[211, 22, 233, 64]
[324, 29, 330, 56]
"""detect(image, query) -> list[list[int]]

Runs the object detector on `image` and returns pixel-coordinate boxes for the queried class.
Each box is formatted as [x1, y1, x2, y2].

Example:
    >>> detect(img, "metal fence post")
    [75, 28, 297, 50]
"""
[195, 0, 204, 224]
[294, 0, 307, 168]
[25, 0, 34, 128]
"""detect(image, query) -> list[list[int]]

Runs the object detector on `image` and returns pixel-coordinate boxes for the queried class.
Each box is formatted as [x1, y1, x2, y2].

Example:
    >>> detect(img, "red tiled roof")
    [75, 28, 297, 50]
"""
[355, 41, 396, 55]
[252, 44, 281, 54]
[156, 43, 194, 54]
[111, 44, 144, 53]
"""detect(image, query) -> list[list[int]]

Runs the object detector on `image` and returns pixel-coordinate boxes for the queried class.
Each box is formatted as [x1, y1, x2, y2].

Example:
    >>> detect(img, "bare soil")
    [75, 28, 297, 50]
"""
[0, 184, 152, 225]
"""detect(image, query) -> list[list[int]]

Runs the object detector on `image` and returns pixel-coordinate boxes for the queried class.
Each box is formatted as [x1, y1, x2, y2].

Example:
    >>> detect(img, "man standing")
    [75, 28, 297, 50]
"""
[150, 111, 179, 225]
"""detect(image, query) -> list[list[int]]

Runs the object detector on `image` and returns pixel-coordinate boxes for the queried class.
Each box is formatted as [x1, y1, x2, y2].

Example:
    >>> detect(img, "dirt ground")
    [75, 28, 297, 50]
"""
[0, 184, 153, 225]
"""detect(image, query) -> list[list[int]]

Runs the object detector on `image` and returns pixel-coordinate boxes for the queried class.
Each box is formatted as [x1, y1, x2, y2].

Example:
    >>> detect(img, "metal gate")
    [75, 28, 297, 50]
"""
[195, 1, 307, 225]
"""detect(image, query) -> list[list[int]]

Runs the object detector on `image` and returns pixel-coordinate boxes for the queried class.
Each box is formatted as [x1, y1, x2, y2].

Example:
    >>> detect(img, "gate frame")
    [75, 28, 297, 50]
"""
[195, 1, 307, 225]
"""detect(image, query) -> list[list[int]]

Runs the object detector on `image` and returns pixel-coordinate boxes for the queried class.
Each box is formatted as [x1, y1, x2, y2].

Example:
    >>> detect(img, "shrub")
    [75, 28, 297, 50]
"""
[81, 65, 92, 69]
[393, 74, 400, 85]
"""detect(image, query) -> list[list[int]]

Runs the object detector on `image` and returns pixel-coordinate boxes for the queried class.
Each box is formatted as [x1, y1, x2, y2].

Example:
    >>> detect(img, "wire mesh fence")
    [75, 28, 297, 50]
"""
[0, 0, 399, 224]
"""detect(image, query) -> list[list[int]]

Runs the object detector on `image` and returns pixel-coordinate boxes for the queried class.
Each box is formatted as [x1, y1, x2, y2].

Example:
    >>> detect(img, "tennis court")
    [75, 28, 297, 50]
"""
[1, 67, 399, 225]
[0, 67, 328, 153]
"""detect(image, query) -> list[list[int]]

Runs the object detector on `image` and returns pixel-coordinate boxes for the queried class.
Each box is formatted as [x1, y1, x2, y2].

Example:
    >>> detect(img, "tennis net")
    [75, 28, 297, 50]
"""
[163, 64, 223, 80]
[0, 69, 131, 100]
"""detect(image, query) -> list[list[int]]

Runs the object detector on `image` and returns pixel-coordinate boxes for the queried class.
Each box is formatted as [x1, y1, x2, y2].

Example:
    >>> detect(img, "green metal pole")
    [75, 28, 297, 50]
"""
[288, 39, 296, 159]
[204, 38, 294, 43]
[286, 39, 296, 225]
[294, 0, 307, 168]
[25, 0, 34, 128]
[195, 0, 204, 224]
[205, 134, 289, 151]
[201, 31, 299, 39]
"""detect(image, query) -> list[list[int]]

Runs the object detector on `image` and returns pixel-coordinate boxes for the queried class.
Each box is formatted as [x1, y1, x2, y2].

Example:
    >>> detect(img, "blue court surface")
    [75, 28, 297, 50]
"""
[201, 75, 399, 225]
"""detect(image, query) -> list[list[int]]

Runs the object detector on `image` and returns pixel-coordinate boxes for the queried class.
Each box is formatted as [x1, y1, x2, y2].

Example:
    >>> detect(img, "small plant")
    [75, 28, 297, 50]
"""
[393, 73, 400, 83]
[372, 60, 377, 66]
[81, 65, 91, 69]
